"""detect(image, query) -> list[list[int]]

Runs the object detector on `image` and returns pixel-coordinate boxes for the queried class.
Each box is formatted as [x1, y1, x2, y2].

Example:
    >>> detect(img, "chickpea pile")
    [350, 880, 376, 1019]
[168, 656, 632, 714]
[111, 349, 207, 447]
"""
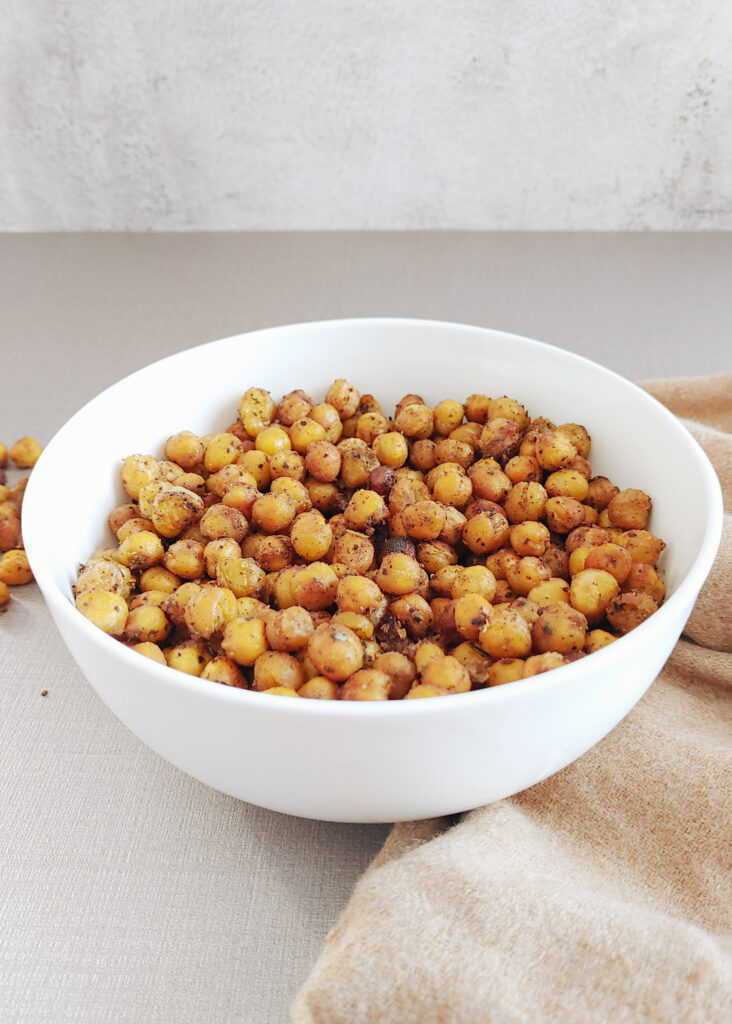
[0, 437, 40, 609]
[74, 381, 667, 699]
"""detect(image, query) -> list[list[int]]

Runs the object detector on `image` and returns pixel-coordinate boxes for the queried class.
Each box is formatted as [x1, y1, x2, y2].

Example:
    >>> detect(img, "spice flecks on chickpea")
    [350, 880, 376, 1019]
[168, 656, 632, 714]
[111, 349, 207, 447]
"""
[9, 436, 42, 468]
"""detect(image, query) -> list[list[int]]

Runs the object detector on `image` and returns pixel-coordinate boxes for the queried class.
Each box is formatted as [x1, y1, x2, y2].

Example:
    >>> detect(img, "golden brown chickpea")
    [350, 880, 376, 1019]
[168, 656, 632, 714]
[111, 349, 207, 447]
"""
[394, 402, 434, 439]
[531, 602, 587, 654]
[139, 566, 179, 595]
[108, 503, 138, 536]
[387, 476, 430, 515]
[509, 521, 550, 558]
[504, 481, 547, 523]
[371, 431, 408, 468]
[221, 616, 268, 665]
[478, 608, 532, 659]
[468, 461, 511, 503]
[344, 489, 389, 532]
[341, 669, 391, 701]
[616, 529, 666, 566]
[238, 449, 272, 490]
[535, 430, 577, 471]
[431, 399, 463, 436]
[288, 417, 326, 453]
[326, 379, 361, 419]
[74, 559, 134, 599]
[509, 597, 541, 628]
[596, 509, 613, 529]
[124, 605, 170, 644]
[506, 556, 551, 597]
[305, 477, 344, 513]
[429, 465, 472, 508]
[565, 525, 612, 554]
[584, 629, 617, 654]
[569, 569, 620, 624]
[478, 418, 520, 462]
[405, 683, 451, 699]
[165, 639, 212, 676]
[309, 402, 343, 442]
[527, 577, 571, 605]
[175, 472, 207, 497]
[8, 436, 41, 468]
[606, 591, 659, 634]
[585, 475, 619, 510]
[208, 464, 256, 497]
[464, 393, 492, 424]
[390, 593, 433, 639]
[490, 397, 530, 429]
[453, 593, 493, 642]
[265, 606, 315, 652]
[447, 422, 482, 448]
[165, 431, 205, 471]
[131, 641, 167, 665]
[485, 548, 521, 581]
[584, 543, 633, 585]
[287, 510, 330, 562]
[421, 656, 471, 694]
[354, 411, 388, 446]
[568, 546, 592, 576]
[336, 575, 383, 617]
[202, 537, 239, 578]
[201, 656, 248, 688]
[299, 676, 340, 700]
[213, 556, 264, 598]
[238, 387, 276, 437]
[450, 565, 496, 601]
[340, 446, 380, 488]
[117, 517, 156, 544]
[330, 611, 374, 640]
[544, 469, 589, 502]
[487, 658, 525, 686]
[377, 552, 423, 596]
[434, 439, 474, 469]
[416, 540, 457, 575]
[308, 621, 364, 681]
[544, 496, 586, 534]
[220, 483, 259, 519]
[235, 596, 273, 621]
[435, 505, 465, 547]
[409, 439, 437, 472]
[304, 440, 341, 482]
[332, 530, 375, 573]
[269, 450, 306, 482]
[503, 455, 541, 485]
[121, 454, 161, 500]
[622, 562, 665, 603]
[409, 641, 440, 674]
[253, 650, 306, 692]
[198, 503, 247, 544]
[542, 545, 570, 581]
[203, 432, 243, 473]
[554, 422, 590, 458]
[147, 484, 203, 539]
[462, 509, 510, 555]
[291, 562, 339, 610]
[129, 589, 169, 611]
[449, 643, 491, 686]
[373, 651, 417, 699]
[523, 652, 567, 678]
[249, 492, 294, 534]
[75, 591, 129, 636]
[277, 389, 313, 426]
[184, 586, 238, 639]
[115, 531, 164, 570]
[400, 500, 446, 541]
[607, 489, 652, 530]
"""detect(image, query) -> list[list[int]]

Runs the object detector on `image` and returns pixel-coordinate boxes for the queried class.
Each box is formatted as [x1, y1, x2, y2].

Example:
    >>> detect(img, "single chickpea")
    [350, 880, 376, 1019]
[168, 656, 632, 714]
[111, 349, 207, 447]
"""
[504, 455, 542, 484]
[115, 531, 164, 570]
[416, 540, 457, 575]
[523, 652, 567, 678]
[429, 464, 472, 508]
[201, 656, 248, 688]
[405, 683, 450, 699]
[390, 593, 433, 639]
[545, 469, 589, 502]
[131, 642, 167, 665]
[451, 643, 493, 686]
[305, 477, 344, 513]
[291, 562, 339, 610]
[165, 639, 212, 676]
[409, 439, 437, 472]
[184, 586, 238, 639]
[544, 496, 586, 534]
[266, 606, 315, 651]
[238, 387, 276, 437]
[373, 651, 416, 699]
[203, 433, 243, 474]
[506, 556, 551, 597]
[569, 569, 621, 624]
[535, 430, 577, 471]
[214, 556, 264, 598]
[429, 564, 462, 598]
[124, 605, 170, 644]
[336, 575, 383, 616]
[139, 566, 179, 594]
[108, 503, 138, 536]
[453, 593, 493, 642]
[289, 510, 332, 562]
[584, 629, 616, 654]
[310, 402, 343, 442]
[238, 449, 272, 490]
[607, 489, 652, 530]
[203, 537, 241, 578]
[439, 505, 468, 545]
[616, 530, 666, 565]
[449, 421, 483, 447]
[622, 562, 665, 603]
[250, 492, 296, 534]
[341, 669, 391, 701]
[372, 431, 409, 468]
[165, 431, 205, 471]
[586, 476, 619, 510]
[377, 553, 423, 596]
[299, 677, 340, 700]
[433, 399, 464, 436]
[326, 378, 361, 419]
[339, 446, 380, 488]
[478, 418, 520, 462]
[542, 545, 570, 581]
[289, 417, 326, 453]
[253, 650, 306, 691]
[277, 389, 313, 426]
[388, 475, 430, 514]
[332, 530, 375, 573]
[527, 577, 571, 605]
[74, 559, 134, 599]
[606, 591, 659, 634]
[434, 439, 474, 470]
[510, 521, 550, 558]
[129, 589, 169, 611]
[344, 489, 389, 532]
[487, 659, 525, 686]
[556, 422, 591, 458]
[531, 602, 588, 654]
[462, 510, 510, 555]
[503, 481, 547, 523]
[308, 621, 364, 681]
[413, 640, 444, 674]
[222, 616, 269, 665]
[584, 543, 633, 585]
[262, 687, 300, 697]
[254, 534, 295, 572]
[400, 500, 446, 541]
[304, 440, 342, 482]
[331, 611, 374, 640]
[355, 411, 390, 446]
[478, 608, 532, 659]
[121, 454, 161, 500]
[421, 656, 471, 694]
[451, 565, 497, 601]
[565, 525, 612, 554]
[394, 402, 434, 439]
[8, 436, 42, 468]
[464, 393, 492, 423]
[75, 591, 129, 636]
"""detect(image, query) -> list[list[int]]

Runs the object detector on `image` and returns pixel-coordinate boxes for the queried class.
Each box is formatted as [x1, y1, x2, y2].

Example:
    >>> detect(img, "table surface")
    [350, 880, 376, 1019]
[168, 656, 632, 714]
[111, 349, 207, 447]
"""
[1, 233, 730, 1024]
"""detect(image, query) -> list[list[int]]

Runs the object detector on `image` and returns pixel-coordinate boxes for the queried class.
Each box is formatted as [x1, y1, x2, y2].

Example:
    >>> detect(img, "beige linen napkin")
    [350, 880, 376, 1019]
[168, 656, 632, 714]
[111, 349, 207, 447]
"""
[291, 373, 732, 1024]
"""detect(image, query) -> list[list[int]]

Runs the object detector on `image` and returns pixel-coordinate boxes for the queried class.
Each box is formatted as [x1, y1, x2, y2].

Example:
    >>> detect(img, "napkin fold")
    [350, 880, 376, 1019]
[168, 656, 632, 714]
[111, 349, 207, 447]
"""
[291, 372, 732, 1024]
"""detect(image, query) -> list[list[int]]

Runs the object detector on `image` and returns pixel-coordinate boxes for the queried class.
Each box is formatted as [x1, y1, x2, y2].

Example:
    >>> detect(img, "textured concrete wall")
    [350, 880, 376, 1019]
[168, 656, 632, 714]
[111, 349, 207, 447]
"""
[1, 1, 731, 229]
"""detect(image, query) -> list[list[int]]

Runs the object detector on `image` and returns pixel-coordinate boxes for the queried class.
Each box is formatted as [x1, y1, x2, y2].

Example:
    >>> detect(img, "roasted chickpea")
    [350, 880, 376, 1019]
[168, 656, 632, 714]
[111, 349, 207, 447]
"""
[584, 543, 633, 585]
[373, 651, 416, 699]
[434, 439, 474, 469]
[74, 559, 134, 599]
[221, 616, 268, 665]
[305, 477, 345, 513]
[124, 604, 170, 644]
[421, 656, 471, 694]
[75, 591, 128, 636]
[430, 399, 463, 436]
[586, 476, 619, 510]
[527, 577, 571, 605]
[121, 454, 161, 500]
[336, 575, 383, 616]
[250, 492, 295, 534]
[607, 489, 652, 530]
[462, 509, 510, 555]
[289, 417, 326, 453]
[485, 548, 520, 581]
[253, 650, 306, 691]
[165, 431, 204, 471]
[266, 606, 315, 651]
[238, 387, 276, 437]
[399, 500, 445, 541]
[332, 530, 375, 573]
[464, 393, 492, 424]
[341, 669, 391, 701]
[416, 540, 456, 575]
[238, 449, 272, 490]
[506, 556, 551, 597]
[310, 402, 343, 442]
[291, 562, 339, 610]
[488, 397, 529, 429]
[409, 439, 437, 472]
[544, 496, 586, 534]
[117, 515, 157, 541]
[201, 656, 248, 688]
[556, 422, 591, 458]
[277, 389, 313, 426]
[203, 432, 243, 473]
[203, 537, 241, 578]
[326, 378, 361, 419]
[545, 469, 589, 502]
[478, 418, 520, 462]
[308, 621, 364, 681]
[139, 566, 179, 595]
[184, 586, 238, 639]
[304, 441, 341, 482]
[390, 593, 433, 639]
[468, 461, 511, 503]
[616, 530, 666, 566]
[584, 629, 616, 654]
[429, 465, 472, 508]
[377, 553, 423, 596]
[535, 430, 576, 470]
[622, 562, 665, 603]
[504, 481, 547, 523]
[487, 658, 525, 686]
[451, 565, 496, 601]
[531, 602, 587, 654]
[606, 591, 659, 634]
[299, 676, 340, 699]
[504, 455, 542, 484]
[569, 569, 620, 624]
[6, 436, 41, 468]
[453, 593, 493, 642]
[200, 503, 248, 543]
[523, 652, 567, 678]
[340, 446, 380, 489]
[344, 489, 389, 532]
[510, 521, 550, 557]
[269, 450, 306, 482]
[394, 402, 434, 439]
[116, 531, 164, 570]
[213, 556, 264, 598]
[478, 608, 532, 659]
[131, 641, 167, 665]
[165, 639, 212, 676]
[412, 640, 442, 673]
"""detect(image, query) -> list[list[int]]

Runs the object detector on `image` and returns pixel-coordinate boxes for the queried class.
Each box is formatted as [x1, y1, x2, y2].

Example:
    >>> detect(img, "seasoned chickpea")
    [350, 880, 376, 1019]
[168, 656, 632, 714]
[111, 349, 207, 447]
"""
[336, 575, 383, 617]
[332, 530, 374, 573]
[121, 454, 161, 499]
[504, 481, 547, 523]
[462, 509, 510, 555]
[238, 449, 272, 490]
[131, 641, 167, 664]
[309, 402, 343, 443]
[198, 503, 247, 543]
[510, 521, 550, 557]
[437, 505, 467, 546]
[565, 525, 612, 554]
[426, 465, 470, 508]
[326, 379, 361, 419]
[531, 602, 587, 654]
[129, 589, 169, 611]
[616, 529, 666, 565]
[505, 556, 551, 597]
[165, 431, 204, 471]
[287, 510, 330, 562]
[330, 611, 373, 640]
[478, 418, 521, 462]
[266, 606, 314, 651]
[584, 629, 616, 654]
[405, 683, 450, 699]
[308, 621, 364, 681]
[238, 387, 276, 437]
[253, 534, 295, 572]
[523, 652, 566, 677]
[116, 531, 164, 570]
[464, 393, 492, 423]
[453, 593, 493, 642]
[74, 559, 134, 599]
[488, 397, 529, 429]
[203, 537, 241, 578]
[108, 503, 138, 536]
[556, 422, 591, 458]
[485, 548, 521, 581]
[341, 489, 387, 532]
[527, 577, 571, 605]
[622, 562, 665, 603]
[569, 569, 620, 624]
[76, 591, 129, 636]
[389, 593, 433, 639]
[607, 488, 652, 530]
[341, 669, 390, 701]
[305, 477, 344, 513]
[467, 461, 511, 503]
[479, 608, 532, 659]
[372, 431, 409, 468]
[398, 500, 444, 541]
[184, 586, 238, 639]
[504, 455, 542, 484]
[431, 399, 463, 436]
[376, 553, 422, 596]
[451, 643, 492, 685]
[8, 436, 42, 468]
[450, 565, 496, 601]
[213, 556, 264, 599]
[221, 616, 268, 665]
[200, 656, 247, 688]
[545, 469, 589, 502]
[488, 658, 525, 686]
[606, 591, 659, 634]
[584, 543, 633, 585]
[203, 432, 243, 474]
[289, 417, 326, 453]
[148, 485, 204, 538]
[165, 639, 212, 676]
[416, 540, 456, 575]
[253, 650, 305, 690]
[373, 651, 416, 699]
[299, 676, 340, 699]
[139, 566, 179, 594]
[124, 604, 170, 644]
[434, 439, 474, 469]
[409, 439, 437, 472]
[249, 492, 295, 534]
[277, 389, 313, 426]
[305, 440, 341, 482]
[535, 430, 576, 471]
[340, 446, 380, 489]
[586, 476, 619, 510]
[394, 402, 434, 439]
[269, 450, 305, 482]
[354, 411, 389, 446]
[544, 496, 586, 534]
[410, 640, 440, 673]
[421, 656, 471, 694]
[291, 562, 338, 610]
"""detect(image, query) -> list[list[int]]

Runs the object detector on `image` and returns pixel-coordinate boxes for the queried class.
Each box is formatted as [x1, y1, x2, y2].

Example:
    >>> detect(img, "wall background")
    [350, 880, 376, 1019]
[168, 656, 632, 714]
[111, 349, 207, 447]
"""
[1, 1, 731, 231]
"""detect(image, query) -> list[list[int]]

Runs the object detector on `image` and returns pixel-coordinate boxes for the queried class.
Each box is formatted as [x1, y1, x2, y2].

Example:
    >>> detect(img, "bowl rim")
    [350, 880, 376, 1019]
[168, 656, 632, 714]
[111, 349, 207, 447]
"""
[23, 316, 725, 717]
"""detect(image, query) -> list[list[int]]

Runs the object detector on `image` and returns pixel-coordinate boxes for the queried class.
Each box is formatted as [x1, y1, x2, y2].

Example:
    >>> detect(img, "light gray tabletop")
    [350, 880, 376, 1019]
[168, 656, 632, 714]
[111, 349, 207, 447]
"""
[1, 233, 729, 1024]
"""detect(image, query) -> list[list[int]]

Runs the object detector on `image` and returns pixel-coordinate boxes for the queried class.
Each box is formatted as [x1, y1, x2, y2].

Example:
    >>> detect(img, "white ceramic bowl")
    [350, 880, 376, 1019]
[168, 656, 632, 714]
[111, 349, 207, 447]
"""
[23, 319, 723, 822]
